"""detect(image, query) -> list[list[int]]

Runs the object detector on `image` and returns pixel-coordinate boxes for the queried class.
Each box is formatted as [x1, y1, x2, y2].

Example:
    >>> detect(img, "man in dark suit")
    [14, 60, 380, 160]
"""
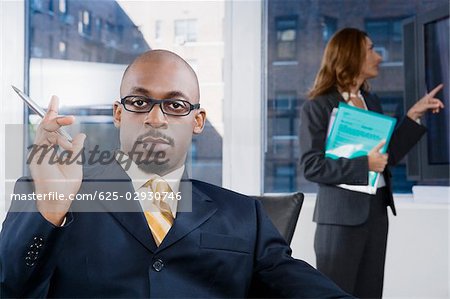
[1, 50, 351, 298]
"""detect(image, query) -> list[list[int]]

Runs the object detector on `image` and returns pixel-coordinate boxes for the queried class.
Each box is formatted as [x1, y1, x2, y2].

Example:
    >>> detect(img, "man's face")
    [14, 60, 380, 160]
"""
[113, 53, 205, 175]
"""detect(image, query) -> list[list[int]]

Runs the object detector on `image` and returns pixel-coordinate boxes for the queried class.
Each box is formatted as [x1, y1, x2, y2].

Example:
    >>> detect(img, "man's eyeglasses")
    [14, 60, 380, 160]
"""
[120, 95, 200, 116]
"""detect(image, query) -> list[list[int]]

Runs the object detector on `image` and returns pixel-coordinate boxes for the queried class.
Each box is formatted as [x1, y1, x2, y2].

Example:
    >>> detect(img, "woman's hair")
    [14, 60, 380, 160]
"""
[308, 28, 369, 99]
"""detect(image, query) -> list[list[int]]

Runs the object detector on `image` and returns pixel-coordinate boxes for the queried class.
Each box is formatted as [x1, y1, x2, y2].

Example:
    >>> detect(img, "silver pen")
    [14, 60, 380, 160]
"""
[11, 85, 73, 141]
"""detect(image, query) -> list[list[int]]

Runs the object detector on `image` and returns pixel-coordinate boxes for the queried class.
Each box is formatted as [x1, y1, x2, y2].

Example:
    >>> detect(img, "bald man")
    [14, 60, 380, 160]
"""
[1, 50, 351, 298]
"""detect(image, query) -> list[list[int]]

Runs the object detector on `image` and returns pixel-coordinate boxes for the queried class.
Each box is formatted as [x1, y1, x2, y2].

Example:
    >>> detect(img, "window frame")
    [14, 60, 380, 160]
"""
[223, 0, 264, 194]
[1, 0, 26, 221]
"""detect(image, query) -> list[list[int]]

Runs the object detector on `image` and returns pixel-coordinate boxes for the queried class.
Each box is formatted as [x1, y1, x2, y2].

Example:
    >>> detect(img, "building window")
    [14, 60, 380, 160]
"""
[105, 21, 114, 33]
[365, 18, 404, 63]
[117, 25, 124, 43]
[95, 17, 102, 39]
[174, 19, 197, 44]
[265, 90, 299, 192]
[48, 0, 54, 15]
[31, 0, 44, 12]
[275, 16, 297, 60]
[274, 91, 296, 110]
[58, 0, 67, 14]
[273, 164, 297, 192]
[58, 41, 66, 58]
[78, 9, 92, 37]
[322, 16, 337, 43]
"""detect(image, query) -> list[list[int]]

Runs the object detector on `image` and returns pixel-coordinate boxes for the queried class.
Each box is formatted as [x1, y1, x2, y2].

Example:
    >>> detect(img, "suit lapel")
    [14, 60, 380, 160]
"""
[324, 89, 346, 109]
[362, 91, 382, 113]
[157, 180, 218, 252]
[110, 210, 158, 253]
[90, 161, 157, 253]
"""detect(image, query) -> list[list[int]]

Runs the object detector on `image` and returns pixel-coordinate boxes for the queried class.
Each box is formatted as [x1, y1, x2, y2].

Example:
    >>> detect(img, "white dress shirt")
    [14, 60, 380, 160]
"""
[116, 152, 184, 218]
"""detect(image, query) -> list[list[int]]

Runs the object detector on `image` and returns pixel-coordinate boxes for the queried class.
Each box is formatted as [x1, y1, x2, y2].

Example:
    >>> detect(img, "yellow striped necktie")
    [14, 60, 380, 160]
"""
[142, 177, 175, 246]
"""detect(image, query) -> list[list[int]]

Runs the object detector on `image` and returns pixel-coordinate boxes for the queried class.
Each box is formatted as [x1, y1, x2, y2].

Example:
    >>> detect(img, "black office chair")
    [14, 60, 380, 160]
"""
[252, 192, 304, 245]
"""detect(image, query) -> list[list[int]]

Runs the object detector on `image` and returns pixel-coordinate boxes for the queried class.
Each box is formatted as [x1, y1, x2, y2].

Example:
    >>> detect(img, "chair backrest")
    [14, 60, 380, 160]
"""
[253, 192, 304, 245]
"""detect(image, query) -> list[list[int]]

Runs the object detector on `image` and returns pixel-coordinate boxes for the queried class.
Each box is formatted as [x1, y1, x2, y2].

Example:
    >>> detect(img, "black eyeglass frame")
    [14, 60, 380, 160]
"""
[120, 95, 201, 116]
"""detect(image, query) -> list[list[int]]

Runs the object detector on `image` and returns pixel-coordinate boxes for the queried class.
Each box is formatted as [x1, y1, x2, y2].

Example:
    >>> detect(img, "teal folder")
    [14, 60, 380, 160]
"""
[325, 102, 397, 194]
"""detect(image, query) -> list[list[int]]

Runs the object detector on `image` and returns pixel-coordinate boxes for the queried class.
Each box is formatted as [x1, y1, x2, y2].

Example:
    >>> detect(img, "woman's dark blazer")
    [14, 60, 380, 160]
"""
[299, 88, 426, 226]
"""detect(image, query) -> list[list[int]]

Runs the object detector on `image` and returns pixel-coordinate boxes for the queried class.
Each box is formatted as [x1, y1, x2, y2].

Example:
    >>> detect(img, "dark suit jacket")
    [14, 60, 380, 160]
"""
[299, 89, 426, 226]
[0, 160, 351, 298]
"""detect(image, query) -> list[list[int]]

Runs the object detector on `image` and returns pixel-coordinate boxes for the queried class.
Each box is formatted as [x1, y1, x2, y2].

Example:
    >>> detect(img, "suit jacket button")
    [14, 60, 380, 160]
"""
[152, 259, 164, 272]
[33, 236, 44, 248]
[25, 256, 35, 267]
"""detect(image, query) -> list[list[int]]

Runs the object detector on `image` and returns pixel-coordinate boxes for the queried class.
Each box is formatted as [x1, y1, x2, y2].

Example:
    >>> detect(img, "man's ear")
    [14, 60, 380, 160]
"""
[113, 101, 122, 128]
[193, 108, 206, 134]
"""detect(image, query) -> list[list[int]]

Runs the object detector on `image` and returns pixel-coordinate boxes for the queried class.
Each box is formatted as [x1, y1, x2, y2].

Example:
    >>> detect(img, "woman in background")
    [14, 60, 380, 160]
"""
[299, 27, 443, 298]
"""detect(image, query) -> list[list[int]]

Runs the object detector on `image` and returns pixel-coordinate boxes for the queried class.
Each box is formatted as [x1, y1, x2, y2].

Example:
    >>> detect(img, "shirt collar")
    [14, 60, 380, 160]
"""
[341, 90, 363, 102]
[115, 152, 185, 193]
[341, 90, 367, 110]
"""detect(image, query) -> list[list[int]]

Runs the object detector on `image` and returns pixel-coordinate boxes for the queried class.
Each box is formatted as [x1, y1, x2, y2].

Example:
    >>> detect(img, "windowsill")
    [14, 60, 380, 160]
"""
[301, 186, 450, 206]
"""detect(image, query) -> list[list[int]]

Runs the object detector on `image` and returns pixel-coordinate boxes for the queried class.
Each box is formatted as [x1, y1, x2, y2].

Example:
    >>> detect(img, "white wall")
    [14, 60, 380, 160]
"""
[291, 195, 449, 299]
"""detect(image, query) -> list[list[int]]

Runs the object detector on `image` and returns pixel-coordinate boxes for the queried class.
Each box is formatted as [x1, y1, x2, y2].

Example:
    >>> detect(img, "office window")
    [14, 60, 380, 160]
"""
[174, 19, 197, 44]
[26, 1, 224, 187]
[275, 16, 297, 60]
[265, 0, 448, 193]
